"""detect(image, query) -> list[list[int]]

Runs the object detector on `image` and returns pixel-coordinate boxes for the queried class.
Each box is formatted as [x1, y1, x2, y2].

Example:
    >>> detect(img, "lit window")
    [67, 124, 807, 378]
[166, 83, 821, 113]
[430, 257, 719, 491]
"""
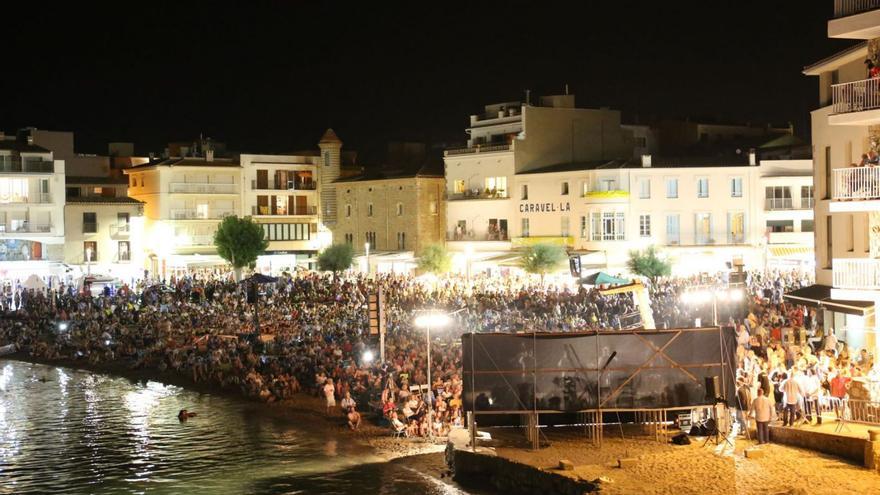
[396, 203, 404, 216]
[639, 214, 651, 237]
[561, 182, 569, 195]
[590, 211, 625, 241]
[367, 203, 373, 217]
[453, 180, 466, 194]
[666, 178, 678, 199]
[696, 177, 709, 198]
[639, 178, 650, 199]
[730, 177, 743, 198]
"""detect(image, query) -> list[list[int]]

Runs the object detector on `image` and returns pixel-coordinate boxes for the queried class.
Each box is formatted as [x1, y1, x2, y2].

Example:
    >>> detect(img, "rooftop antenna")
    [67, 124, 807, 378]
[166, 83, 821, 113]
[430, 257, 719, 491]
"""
[524, 89, 531, 106]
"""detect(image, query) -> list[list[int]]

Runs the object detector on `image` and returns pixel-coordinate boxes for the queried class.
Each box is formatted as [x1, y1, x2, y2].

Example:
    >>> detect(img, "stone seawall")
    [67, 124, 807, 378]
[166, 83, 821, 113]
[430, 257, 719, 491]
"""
[768, 426, 866, 464]
[448, 444, 598, 495]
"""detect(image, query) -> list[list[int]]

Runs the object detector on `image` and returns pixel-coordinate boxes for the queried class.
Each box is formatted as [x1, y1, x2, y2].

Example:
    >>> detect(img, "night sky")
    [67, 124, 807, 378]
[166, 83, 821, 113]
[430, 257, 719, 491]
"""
[2, 1, 853, 162]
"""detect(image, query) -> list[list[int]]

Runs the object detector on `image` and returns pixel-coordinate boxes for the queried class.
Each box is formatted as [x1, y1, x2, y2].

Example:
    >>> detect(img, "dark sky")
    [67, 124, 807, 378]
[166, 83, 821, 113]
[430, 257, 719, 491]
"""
[1, 1, 852, 161]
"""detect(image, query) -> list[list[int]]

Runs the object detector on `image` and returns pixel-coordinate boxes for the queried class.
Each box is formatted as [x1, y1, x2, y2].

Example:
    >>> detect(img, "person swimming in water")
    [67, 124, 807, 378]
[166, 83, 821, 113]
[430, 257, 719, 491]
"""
[177, 409, 197, 421]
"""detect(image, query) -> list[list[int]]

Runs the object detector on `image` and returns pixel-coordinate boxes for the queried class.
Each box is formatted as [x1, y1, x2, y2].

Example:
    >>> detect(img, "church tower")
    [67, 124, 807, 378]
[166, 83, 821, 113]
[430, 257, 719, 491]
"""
[318, 128, 342, 226]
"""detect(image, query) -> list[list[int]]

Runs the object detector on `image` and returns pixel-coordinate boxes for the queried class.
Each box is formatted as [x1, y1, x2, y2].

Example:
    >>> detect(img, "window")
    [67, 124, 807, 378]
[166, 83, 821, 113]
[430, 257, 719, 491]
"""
[666, 214, 680, 245]
[696, 177, 709, 198]
[453, 179, 466, 194]
[40, 178, 49, 196]
[561, 182, 569, 195]
[801, 219, 814, 232]
[766, 220, 794, 233]
[345, 204, 351, 218]
[824, 146, 831, 200]
[635, 136, 647, 148]
[256, 170, 269, 189]
[324, 150, 331, 167]
[639, 214, 651, 237]
[765, 186, 792, 210]
[590, 211, 625, 241]
[365, 231, 377, 247]
[561, 217, 570, 237]
[521, 184, 529, 200]
[367, 203, 374, 217]
[666, 178, 678, 199]
[66, 186, 81, 199]
[118, 241, 130, 261]
[82, 212, 97, 234]
[396, 203, 404, 216]
[484, 176, 507, 197]
[140, 177, 144, 187]
[83, 241, 97, 263]
[801, 185, 814, 209]
[730, 177, 743, 198]
[826, 216, 833, 268]
[130, 177, 136, 187]
[580, 216, 588, 239]
[728, 212, 745, 244]
[695, 213, 712, 244]
[117, 213, 130, 233]
[0, 178, 29, 203]
[260, 223, 311, 241]
[639, 178, 650, 199]
[848, 214, 855, 252]
[597, 178, 617, 192]
[397, 232, 406, 250]
[521, 218, 530, 237]
[344, 233, 353, 244]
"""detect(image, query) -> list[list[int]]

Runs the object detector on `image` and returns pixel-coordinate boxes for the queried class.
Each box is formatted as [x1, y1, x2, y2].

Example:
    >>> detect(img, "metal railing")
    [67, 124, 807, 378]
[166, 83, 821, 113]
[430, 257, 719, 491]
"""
[252, 180, 317, 191]
[170, 209, 235, 220]
[801, 197, 815, 209]
[833, 258, 880, 289]
[764, 197, 794, 210]
[253, 205, 317, 216]
[727, 233, 745, 244]
[189, 234, 215, 246]
[445, 143, 511, 156]
[0, 193, 52, 204]
[447, 231, 510, 241]
[110, 223, 130, 237]
[0, 159, 55, 173]
[169, 182, 237, 194]
[447, 189, 508, 200]
[832, 78, 880, 114]
[832, 166, 880, 200]
[2, 223, 52, 233]
[834, 0, 880, 18]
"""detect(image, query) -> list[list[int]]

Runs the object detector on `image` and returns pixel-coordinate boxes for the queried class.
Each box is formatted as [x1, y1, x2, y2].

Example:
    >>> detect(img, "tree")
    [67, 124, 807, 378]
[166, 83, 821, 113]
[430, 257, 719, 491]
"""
[627, 245, 672, 281]
[519, 243, 567, 282]
[317, 243, 355, 278]
[214, 216, 269, 281]
[417, 243, 451, 274]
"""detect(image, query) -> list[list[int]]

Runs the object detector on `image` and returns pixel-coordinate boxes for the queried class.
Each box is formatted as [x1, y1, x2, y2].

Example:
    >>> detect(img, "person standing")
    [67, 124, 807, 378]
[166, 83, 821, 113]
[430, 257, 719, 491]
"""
[323, 378, 336, 415]
[750, 387, 774, 444]
[781, 371, 802, 427]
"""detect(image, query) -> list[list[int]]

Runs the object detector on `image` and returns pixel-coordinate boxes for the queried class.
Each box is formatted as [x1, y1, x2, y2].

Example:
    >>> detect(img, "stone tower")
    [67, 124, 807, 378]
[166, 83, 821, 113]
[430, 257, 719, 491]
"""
[318, 128, 343, 225]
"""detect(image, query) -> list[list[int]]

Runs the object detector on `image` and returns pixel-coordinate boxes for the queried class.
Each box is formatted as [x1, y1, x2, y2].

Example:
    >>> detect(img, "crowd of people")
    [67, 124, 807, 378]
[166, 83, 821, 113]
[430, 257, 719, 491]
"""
[0, 267, 874, 442]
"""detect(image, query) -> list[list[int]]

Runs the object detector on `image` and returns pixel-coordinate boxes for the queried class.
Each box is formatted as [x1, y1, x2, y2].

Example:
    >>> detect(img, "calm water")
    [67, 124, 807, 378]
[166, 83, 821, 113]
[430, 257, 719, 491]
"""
[0, 360, 475, 495]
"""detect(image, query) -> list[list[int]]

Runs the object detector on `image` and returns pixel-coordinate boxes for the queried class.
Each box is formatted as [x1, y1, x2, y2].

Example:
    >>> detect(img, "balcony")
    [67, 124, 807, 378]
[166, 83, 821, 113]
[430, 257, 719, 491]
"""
[188, 234, 215, 246]
[447, 189, 508, 201]
[251, 180, 317, 191]
[110, 223, 130, 237]
[170, 208, 236, 220]
[830, 0, 880, 38]
[169, 182, 237, 194]
[802, 197, 815, 209]
[584, 190, 630, 202]
[447, 231, 510, 242]
[764, 198, 794, 210]
[445, 143, 511, 156]
[0, 193, 52, 205]
[833, 258, 880, 290]
[829, 166, 880, 211]
[830, 79, 880, 124]
[0, 223, 51, 234]
[0, 159, 55, 174]
[253, 205, 317, 216]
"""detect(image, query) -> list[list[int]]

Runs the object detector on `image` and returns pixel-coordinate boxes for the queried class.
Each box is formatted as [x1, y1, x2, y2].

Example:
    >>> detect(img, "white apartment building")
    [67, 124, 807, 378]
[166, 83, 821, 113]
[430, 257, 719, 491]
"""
[124, 154, 242, 279]
[0, 134, 65, 277]
[240, 152, 332, 272]
[796, 1, 880, 359]
[445, 97, 813, 275]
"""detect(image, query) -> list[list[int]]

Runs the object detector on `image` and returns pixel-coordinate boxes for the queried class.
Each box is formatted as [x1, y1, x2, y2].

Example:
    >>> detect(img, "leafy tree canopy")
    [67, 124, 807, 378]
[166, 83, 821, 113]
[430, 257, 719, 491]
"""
[627, 245, 672, 281]
[519, 243, 567, 277]
[214, 215, 269, 271]
[317, 243, 355, 274]
[417, 243, 452, 274]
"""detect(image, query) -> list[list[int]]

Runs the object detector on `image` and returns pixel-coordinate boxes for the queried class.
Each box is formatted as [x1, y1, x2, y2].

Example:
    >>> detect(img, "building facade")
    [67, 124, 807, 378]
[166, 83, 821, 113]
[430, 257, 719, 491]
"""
[333, 171, 446, 273]
[798, 2, 880, 359]
[444, 97, 813, 274]
[0, 134, 65, 276]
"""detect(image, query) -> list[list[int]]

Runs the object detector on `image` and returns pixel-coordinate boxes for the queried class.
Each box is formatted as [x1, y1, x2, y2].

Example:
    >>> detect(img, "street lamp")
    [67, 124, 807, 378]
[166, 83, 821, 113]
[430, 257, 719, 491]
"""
[414, 311, 452, 439]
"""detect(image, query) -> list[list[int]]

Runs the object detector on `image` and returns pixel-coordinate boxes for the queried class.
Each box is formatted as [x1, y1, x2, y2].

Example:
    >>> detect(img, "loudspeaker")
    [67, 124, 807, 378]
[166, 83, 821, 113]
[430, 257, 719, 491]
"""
[569, 256, 582, 278]
[671, 432, 691, 445]
[705, 376, 720, 402]
[247, 284, 257, 304]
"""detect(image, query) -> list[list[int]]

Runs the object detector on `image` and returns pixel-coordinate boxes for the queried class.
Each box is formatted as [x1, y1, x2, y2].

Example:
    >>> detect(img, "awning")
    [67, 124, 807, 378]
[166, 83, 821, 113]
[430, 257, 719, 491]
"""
[769, 246, 813, 258]
[783, 284, 874, 316]
[476, 252, 522, 266]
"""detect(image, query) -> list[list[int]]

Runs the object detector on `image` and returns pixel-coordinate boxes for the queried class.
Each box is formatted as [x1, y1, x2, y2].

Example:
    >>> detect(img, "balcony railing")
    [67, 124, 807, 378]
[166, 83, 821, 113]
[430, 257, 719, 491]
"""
[170, 209, 235, 220]
[832, 78, 880, 115]
[727, 233, 746, 244]
[833, 258, 880, 289]
[832, 166, 880, 200]
[0, 223, 51, 234]
[801, 197, 815, 209]
[110, 223, 130, 237]
[0, 159, 55, 173]
[253, 205, 317, 216]
[251, 180, 317, 191]
[765, 197, 794, 210]
[0, 193, 52, 204]
[169, 182, 237, 194]
[447, 189, 508, 200]
[187, 234, 216, 246]
[445, 143, 511, 156]
[447, 231, 509, 242]
[834, 0, 880, 18]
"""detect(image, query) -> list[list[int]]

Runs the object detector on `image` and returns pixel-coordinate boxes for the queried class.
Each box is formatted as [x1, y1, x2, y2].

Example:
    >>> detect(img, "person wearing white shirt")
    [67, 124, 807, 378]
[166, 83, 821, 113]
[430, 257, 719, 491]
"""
[781, 372, 802, 427]
[750, 387, 775, 444]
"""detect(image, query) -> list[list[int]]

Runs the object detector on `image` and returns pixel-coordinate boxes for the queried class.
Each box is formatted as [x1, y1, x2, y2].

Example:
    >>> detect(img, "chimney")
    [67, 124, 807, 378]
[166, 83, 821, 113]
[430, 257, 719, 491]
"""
[749, 149, 757, 166]
[641, 154, 652, 168]
[206, 149, 214, 162]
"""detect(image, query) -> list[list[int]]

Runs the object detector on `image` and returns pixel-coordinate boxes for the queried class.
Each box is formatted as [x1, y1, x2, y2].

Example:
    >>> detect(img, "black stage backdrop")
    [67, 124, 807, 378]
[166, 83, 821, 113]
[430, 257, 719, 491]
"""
[462, 327, 737, 414]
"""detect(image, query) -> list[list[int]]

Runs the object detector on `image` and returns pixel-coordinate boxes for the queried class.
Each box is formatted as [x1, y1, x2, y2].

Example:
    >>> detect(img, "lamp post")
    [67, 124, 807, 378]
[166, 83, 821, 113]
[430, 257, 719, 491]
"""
[414, 311, 452, 439]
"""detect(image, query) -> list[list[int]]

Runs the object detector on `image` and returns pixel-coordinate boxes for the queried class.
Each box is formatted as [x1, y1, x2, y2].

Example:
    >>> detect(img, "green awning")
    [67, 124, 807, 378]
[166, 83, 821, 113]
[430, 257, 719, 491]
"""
[582, 271, 630, 286]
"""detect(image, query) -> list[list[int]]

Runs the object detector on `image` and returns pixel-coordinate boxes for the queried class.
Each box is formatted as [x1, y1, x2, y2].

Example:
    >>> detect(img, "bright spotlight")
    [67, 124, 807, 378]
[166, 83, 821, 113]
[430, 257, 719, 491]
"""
[716, 291, 729, 302]
[730, 289, 744, 301]
[362, 350, 374, 364]
[57, 322, 68, 332]
[415, 313, 451, 328]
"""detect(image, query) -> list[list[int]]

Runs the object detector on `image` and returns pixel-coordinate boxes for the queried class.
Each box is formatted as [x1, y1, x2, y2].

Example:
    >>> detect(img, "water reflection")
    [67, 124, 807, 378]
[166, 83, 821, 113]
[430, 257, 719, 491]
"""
[0, 361, 478, 495]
